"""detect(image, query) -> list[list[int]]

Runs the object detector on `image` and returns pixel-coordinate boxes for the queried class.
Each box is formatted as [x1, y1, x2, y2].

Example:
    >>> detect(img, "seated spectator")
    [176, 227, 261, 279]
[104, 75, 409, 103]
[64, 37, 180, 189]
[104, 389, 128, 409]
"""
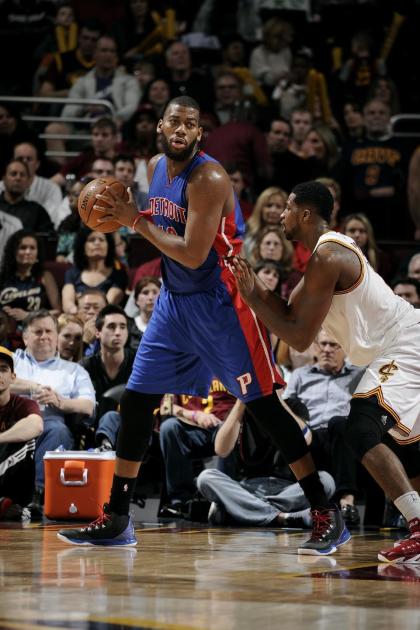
[0, 346, 43, 520]
[301, 124, 341, 180]
[390, 276, 420, 308]
[249, 225, 301, 282]
[62, 227, 128, 314]
[288, 107, 312, 159]
[129, 257, 162, 293]
[0, 103, 40, 176]
[284, 329, 364, 527]
[266, 117, 312, 192]
[408, 253, 420, 280]
[243, 186, 288, 259]
[341, 100, 365, 142]
[141, 78, 172, 119]
[51, 117, 121, 188]
[12, 310, 95, 517]
[271, 48, 312, 120]
[224, 163, 254, 221]
[125, 277, 161, 348]
[55, 179, 87, 257]
[159, 378, 236, 515]
[57, 313, 84, 362]
[114, 154, 148, 211]
[0, 230, 61, 349]
[316, 177, 342, 231]
[61, 35, 141, 125]
[249, 17, 293, 91]
[408, 146, 420, 240]
[0, 143, 62, 225]
[367, 76, 400, 116]
[0, 159, 53, 233]
[121, 105, 158, 194]
[163, 40, 215, 110]
[81, 304, 135, 450]
[76, 289, 107, 357]
[197, 399, 335, 528]
[341, 213, 379, 271]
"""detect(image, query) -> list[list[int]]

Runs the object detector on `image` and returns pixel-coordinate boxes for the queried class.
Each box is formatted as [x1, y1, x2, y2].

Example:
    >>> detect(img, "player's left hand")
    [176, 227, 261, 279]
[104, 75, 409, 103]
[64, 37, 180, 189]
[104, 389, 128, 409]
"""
[93, 186, 140, 229]
[228, 256, 258, 304]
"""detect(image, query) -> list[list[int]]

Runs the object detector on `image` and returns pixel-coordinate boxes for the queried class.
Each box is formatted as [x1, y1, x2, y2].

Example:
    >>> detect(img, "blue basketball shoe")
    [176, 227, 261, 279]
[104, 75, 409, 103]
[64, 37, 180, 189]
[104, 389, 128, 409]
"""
[57, 504, 137, 547]
[298, 505, 351, 555]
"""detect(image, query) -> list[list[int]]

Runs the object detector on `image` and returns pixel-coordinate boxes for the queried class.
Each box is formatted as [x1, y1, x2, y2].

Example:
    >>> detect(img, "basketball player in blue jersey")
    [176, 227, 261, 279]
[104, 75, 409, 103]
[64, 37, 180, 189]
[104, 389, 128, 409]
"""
[231, 180, 420, 563]
[58, 97, 349, 556]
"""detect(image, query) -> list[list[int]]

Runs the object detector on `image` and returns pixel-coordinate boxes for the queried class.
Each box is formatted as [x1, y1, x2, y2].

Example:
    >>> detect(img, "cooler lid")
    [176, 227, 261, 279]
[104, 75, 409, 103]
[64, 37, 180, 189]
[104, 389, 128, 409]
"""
[44, 450, 116, 460]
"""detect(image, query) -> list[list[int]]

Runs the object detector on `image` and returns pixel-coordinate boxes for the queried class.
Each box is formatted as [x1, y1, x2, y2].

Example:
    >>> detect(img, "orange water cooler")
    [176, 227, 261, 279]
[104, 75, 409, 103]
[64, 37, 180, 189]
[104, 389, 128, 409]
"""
[44, 450, 115, 520]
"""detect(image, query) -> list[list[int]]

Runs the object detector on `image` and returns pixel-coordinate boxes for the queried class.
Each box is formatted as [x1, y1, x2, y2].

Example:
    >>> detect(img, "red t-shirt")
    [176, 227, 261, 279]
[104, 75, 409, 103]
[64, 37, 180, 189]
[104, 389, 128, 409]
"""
[174, 378, 235, 421]
[0, 394, 40, 433]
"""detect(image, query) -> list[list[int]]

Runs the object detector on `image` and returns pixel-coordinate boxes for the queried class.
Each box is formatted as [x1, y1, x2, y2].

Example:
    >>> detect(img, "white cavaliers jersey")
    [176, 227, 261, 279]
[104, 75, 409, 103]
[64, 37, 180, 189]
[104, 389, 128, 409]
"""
[314, 231, 417, 367]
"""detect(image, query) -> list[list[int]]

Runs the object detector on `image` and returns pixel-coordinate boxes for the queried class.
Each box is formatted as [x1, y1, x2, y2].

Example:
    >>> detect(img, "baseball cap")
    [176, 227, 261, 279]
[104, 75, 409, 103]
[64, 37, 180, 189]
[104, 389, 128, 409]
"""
[0, 346, 14, 371]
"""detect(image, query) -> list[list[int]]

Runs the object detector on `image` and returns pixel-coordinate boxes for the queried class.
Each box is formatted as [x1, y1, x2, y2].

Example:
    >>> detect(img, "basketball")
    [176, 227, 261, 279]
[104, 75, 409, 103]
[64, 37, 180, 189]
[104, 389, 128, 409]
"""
[78, 177, 129, 233]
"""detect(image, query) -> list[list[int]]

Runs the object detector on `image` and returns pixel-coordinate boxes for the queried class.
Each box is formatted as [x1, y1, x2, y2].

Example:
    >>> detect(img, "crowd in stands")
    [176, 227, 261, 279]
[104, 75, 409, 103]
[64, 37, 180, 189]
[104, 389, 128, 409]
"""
[0, 0, 419, 528]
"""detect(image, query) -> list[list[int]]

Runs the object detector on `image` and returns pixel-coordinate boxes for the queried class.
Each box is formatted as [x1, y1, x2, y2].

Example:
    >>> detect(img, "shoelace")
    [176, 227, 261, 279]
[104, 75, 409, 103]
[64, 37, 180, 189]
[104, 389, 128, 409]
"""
[80, 509, 111, 532]
[311, 509, 332, 540]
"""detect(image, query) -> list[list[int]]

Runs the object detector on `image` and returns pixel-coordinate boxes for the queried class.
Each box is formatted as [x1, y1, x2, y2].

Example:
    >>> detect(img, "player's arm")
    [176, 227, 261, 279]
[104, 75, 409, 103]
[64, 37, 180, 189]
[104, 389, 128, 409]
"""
[94, 162, 230, 269]
[0, 414, 43, 443]
[231, 244, 340, 351]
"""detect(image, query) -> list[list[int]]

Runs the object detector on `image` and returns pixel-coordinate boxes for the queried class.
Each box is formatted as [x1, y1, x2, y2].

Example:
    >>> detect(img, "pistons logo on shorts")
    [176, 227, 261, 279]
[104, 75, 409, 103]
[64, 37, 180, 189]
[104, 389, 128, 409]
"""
[378, 360, 398, 383]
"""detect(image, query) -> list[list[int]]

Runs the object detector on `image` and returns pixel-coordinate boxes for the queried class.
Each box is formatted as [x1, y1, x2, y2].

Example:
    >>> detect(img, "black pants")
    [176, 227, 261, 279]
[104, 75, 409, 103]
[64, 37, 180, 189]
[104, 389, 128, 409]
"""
[0, 439, 36, 506]
[310, 416, 358, 500]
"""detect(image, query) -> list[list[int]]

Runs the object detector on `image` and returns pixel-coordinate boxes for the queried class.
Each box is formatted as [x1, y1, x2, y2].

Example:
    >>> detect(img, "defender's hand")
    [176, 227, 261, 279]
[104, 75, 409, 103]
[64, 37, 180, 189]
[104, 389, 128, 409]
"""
[228, 256, 259, 304]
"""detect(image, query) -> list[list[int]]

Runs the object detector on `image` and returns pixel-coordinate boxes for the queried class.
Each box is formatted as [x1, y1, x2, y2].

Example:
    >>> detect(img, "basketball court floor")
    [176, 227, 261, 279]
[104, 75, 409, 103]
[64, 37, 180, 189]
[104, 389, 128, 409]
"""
[0, 518, 419, 630]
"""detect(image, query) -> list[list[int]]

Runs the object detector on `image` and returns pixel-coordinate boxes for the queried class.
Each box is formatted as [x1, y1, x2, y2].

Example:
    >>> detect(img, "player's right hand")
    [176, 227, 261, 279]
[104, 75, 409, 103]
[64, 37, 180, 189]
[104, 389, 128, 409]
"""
[229, 256, 258, 304]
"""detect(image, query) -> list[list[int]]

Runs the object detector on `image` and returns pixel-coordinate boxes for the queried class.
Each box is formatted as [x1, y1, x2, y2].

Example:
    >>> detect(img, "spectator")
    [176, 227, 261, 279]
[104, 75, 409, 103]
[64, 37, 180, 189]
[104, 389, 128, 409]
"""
[163, 40, 214, 109]
[342, 213, 380, 271]
[61, 35, 141, 125]
[159, 377, 235, 515]
[302, 124, 341, 180]
[408, 253, 420, 280]
[196, 399, 335, 528]
[38, 20, 100, 99]
[367, 76, 400, 116]
[224, 163, 254, 221]
[0, 345, 43, 521]
[0, 159, 53, 233]
[272, 48, 312, 120]
[390, 276, 420, 308]
[113, 154, 148, 211]
[141, 78, 172, 119]
[0, 143, 63, 225]
[125, 276, 161, 347]
[341, 100, 365, 142]
[114, 0, 162, 60]
[12, 310, 95, 516]
[316, 177, 342, 231]
[249, 18, 293, 90]
[76, 289, 107, 357]
[248, 224, 293, 270]
[284, 329, 364, 527]
[288, 107, 313, 158]
[0, 103, 40, 176]
[131, 59, 156, 93]
[81, 304, 135, 450]
[89, 157, 115, 179]
[340, 98, 409, 239]
[121, 105, 158, 193]
[243, 186, 288, 259]
[62, 228, 128, 314]
[213, 71, 246, 126]
[55, 178, 87, 256]
[57, 313, 84, 362]
[266, 117, 312, 192]
[0, 230, 61, 349]
[51, 117, 121, 188]
[407, 146, 420, 240]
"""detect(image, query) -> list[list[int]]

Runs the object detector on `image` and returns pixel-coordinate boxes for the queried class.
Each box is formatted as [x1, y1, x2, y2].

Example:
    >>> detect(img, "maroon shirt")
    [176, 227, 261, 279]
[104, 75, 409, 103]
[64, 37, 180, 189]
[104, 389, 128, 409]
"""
[0, 394, 40, 433]
[175, 378, 235, 421]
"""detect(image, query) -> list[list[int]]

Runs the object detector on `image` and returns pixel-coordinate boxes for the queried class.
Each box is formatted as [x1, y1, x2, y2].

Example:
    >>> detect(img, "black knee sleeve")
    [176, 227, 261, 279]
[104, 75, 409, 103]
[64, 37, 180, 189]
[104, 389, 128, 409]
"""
[116, 390, 162, 461]
[246, 392, 309, 464]
[344, 396, 395, 461]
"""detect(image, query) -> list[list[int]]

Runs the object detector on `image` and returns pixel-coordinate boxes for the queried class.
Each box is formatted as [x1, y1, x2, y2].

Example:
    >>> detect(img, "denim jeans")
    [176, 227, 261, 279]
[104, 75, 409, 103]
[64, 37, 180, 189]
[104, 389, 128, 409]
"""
[35, 419, 74, 489]
[96, 411, 121, 447]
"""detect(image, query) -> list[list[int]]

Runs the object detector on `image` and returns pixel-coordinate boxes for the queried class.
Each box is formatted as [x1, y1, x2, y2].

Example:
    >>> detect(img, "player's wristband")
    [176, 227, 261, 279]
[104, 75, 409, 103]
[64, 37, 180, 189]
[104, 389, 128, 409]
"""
[131, 213, 142, 231]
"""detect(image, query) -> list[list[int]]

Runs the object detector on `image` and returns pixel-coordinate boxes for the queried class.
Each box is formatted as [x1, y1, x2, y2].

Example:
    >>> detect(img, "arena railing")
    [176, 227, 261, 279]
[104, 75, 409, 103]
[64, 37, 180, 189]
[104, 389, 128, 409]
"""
[0, 95, 116, 158]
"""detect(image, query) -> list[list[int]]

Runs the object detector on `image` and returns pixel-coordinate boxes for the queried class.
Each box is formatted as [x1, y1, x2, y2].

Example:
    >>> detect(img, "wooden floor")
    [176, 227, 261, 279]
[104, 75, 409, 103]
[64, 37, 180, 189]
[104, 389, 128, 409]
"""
[0, 518, 419, 630]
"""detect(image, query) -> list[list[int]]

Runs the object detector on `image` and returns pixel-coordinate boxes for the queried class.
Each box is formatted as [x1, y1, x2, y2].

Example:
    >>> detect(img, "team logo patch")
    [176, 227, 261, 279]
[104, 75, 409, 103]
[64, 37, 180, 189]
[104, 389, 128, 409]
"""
[379, 360, 398, 383]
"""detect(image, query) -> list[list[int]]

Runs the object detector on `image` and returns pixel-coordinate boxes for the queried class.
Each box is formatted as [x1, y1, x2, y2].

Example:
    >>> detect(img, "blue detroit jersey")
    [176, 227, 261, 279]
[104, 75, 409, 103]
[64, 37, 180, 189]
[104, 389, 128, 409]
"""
[148, 150, 245, 292]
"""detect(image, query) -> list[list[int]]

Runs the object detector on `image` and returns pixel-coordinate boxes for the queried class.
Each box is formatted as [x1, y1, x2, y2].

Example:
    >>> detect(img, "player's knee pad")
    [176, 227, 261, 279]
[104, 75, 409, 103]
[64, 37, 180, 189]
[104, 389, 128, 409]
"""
[344, 396, 393, 461]
[116, 390, 162, 461]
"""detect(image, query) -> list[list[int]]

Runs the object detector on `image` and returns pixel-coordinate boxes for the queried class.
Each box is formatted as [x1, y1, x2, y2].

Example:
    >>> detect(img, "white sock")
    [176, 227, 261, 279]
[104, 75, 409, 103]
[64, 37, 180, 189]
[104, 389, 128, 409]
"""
[394, 491, 420, 523]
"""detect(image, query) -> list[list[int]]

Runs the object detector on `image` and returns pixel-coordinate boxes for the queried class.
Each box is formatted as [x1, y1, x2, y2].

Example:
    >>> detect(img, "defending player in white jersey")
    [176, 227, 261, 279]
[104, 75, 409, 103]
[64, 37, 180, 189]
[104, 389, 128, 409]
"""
[231, 180, 420, 564]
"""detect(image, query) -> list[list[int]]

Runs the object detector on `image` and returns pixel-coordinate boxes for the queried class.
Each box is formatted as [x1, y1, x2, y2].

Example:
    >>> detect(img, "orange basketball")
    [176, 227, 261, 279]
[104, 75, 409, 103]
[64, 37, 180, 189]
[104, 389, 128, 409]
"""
[78, 177, 129, 233]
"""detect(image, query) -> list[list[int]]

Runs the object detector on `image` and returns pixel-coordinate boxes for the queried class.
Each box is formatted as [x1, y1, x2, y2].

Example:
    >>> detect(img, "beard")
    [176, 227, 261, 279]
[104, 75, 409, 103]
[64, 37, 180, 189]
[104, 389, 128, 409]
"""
[160, 134, 197, 162]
